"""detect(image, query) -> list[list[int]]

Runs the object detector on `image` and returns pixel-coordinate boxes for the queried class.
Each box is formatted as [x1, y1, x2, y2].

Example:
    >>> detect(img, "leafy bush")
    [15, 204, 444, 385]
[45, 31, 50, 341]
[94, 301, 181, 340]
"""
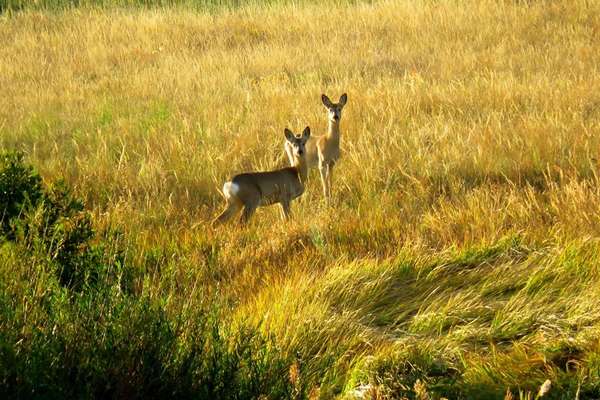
[0, 271, 295, 399]
[0, 150, 128, 291]
[0, 151, 296, 398]
[0, 151, 43, 239]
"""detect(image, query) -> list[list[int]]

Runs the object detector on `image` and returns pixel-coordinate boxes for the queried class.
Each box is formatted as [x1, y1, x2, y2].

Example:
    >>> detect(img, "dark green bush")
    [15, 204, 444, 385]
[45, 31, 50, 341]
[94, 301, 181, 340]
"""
[0, 277, 295, 399]
[0, 151, 43, 239]
[0, 151, 296, 399]
[0, 150, 129, 291]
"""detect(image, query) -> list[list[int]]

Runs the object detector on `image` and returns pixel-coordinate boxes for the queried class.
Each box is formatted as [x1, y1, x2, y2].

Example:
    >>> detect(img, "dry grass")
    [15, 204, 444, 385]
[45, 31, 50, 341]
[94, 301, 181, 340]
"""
[2, 0, 600, 397]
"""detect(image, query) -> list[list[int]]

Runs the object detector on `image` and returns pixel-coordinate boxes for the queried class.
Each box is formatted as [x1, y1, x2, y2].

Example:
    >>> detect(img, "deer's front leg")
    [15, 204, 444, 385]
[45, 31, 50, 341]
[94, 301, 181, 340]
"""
[326, 162, 334, 199]
[319, 156, 329, 202]
[280, 200, 291, 220]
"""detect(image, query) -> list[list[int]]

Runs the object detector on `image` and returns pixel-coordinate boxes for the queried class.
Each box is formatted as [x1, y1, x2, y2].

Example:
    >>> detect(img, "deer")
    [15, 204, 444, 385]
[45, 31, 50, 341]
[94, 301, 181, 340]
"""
[212, 127, 311, 226]
[285, 93, 347, 202]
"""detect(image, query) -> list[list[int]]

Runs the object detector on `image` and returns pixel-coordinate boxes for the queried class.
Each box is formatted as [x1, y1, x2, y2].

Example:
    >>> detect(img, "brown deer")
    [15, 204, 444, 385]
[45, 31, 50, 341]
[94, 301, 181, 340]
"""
[285, 93, 347, 202]
[213, 127, 311, 225]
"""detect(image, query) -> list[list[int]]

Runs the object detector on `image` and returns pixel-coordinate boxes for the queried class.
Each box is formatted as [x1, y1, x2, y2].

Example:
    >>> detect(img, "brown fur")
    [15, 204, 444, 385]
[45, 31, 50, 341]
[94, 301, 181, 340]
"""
[213, 127, 311, 226]
[285, 93, 347, 201]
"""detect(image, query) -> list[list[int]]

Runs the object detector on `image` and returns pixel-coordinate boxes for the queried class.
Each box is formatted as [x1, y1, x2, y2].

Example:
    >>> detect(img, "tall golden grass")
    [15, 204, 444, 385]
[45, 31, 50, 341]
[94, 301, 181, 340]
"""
[2, 0, 600, 397]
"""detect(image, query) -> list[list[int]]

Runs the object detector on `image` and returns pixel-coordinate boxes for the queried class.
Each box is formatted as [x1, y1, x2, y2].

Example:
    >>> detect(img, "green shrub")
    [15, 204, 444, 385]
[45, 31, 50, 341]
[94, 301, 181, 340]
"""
[0, 150, 130, 292]
[0, 278, 295, 399]
[0, 152, 295, 398]
[0, 151, 43, 239]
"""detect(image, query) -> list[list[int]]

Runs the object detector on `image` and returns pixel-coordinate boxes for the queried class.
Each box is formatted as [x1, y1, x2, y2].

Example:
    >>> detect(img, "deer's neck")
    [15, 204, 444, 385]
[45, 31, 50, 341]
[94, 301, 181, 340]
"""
[292, 156, 308, 184]
[326, 119, 341, 142]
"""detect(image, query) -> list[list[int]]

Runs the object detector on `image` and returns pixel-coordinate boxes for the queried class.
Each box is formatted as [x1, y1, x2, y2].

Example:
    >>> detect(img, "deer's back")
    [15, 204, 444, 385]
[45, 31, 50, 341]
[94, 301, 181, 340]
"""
[232, 167, 303, 205]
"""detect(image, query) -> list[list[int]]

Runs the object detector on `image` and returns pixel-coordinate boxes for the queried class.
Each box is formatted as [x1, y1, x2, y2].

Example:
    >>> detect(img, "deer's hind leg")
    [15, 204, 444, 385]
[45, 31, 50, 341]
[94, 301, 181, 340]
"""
[212, 200, 242, 227]
[239, 190, 261, 225]
[240, 203, 258, 225]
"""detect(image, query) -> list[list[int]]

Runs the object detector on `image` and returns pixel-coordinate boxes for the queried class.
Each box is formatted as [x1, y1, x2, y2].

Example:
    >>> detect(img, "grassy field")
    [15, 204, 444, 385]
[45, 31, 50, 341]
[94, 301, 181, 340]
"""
[2, 0, 600, 398]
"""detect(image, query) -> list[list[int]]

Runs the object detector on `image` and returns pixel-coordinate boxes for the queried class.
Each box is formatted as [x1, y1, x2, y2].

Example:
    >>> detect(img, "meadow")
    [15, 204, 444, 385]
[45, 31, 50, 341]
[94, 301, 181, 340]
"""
[1, 0, 600, 398]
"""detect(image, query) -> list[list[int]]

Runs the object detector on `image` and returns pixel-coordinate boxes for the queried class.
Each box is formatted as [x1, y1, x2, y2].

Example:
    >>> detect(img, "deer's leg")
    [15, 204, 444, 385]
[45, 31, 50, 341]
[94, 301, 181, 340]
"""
[319, 166, 328, 199]
[319, 158, 329, 201]
[280, 199, 291, 220]
[239, 194, 260, 225]
[326, 162, 334, 199]
[240, 205, 257, 225]
[212, 201, 242, 227]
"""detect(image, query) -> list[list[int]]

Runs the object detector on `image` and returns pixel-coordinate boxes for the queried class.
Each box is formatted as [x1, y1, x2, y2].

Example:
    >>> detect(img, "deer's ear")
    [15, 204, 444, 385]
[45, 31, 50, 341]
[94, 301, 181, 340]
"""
[321, 94, 333, 108]
[284, 128, 295, 142]
[339, 93, 347, 107]
[302, 126, 311, 141]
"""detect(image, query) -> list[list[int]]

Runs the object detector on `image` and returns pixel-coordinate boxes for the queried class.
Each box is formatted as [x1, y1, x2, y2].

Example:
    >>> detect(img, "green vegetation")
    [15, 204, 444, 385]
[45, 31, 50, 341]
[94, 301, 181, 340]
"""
[0, 151, 295, 398]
